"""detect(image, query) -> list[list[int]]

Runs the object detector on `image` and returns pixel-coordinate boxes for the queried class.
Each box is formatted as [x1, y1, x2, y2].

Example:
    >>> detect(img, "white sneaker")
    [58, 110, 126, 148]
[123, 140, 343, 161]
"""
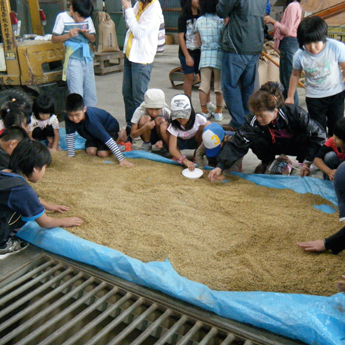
[207, 102, 216, 114]
[214, 112, 223, 121]
[200, 112, 211, 119]
[0, 238, 29, 260]
[139, 142, 152, 152]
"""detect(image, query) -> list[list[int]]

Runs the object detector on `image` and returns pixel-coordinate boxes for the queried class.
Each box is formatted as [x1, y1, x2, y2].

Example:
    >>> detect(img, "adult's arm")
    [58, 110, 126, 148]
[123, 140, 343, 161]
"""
[216, 0, 237, 18]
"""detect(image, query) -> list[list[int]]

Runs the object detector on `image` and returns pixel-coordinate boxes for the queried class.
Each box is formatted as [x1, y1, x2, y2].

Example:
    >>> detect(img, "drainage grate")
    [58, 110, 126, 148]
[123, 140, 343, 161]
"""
[0, 254, 304, 345]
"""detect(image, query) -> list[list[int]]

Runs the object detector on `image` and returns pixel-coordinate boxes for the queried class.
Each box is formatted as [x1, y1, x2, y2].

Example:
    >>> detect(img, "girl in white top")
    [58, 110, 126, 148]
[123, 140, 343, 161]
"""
[29, 95, 60, 151]
[168, 94, 210, 171]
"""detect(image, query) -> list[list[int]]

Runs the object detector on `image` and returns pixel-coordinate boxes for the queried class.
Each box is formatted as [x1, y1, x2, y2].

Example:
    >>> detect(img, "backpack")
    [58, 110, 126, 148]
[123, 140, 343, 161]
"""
[0, 176, 27, 241]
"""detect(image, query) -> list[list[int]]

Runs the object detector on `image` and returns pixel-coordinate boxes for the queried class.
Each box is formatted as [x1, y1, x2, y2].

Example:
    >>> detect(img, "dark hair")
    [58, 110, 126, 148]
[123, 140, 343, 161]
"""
[286, 0, 301, 5]
[170, 95, 196, 131]
[33, 94, 55, 120]
[65, 93, 85, 112]
[181, 0, 199, 16]
[0, 126, 29, 142]
[71, 0, 93, 18]
[199, 0, 218, 15]
[297, 16, 328, 49]
[3, 110, 28, 129]
[1, 97, 32, 125]
[248, 81, 285, 114]
[10, 140, 52, 177]
[334, 118, 345, 142]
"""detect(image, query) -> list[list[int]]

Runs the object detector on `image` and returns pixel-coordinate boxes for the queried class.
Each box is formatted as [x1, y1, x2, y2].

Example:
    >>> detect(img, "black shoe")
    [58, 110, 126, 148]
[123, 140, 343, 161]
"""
[0, 237, 29, 259]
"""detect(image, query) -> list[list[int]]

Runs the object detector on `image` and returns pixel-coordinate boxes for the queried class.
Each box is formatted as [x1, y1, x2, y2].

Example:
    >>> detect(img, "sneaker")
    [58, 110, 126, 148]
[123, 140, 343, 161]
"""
[117, 144, 125, 152]
[0, 237, 29, 259]
[214, 112, 223, 121]
[200, 112, 211, 119]
[139, 142, 152, 152]
[207, 102, 216, 114]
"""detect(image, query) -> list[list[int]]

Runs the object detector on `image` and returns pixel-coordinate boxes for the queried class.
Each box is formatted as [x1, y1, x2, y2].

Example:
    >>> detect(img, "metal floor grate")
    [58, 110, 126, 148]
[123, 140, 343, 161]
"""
[0, 253, 304, 345]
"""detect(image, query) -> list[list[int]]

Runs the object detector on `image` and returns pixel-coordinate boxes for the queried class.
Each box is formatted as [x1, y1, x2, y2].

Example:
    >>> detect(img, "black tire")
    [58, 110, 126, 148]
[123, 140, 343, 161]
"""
[0, 89, 33, 111]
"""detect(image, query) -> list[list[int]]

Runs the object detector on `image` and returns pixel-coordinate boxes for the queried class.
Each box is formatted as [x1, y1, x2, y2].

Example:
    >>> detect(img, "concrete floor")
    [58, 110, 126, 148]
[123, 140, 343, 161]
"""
[94, 44, 318, 176]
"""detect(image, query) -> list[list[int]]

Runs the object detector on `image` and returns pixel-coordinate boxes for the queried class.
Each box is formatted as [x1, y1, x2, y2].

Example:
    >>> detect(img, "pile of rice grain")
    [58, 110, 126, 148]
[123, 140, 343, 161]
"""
[32, 151, 344, 296]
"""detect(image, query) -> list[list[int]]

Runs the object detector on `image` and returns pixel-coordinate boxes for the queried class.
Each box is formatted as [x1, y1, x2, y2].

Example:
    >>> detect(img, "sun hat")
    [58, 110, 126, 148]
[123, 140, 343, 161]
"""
[334, 161, 345, 222]
[170, 94, 192, 120]
[141, 89, 168, 109]
[202, 123, 225, 157]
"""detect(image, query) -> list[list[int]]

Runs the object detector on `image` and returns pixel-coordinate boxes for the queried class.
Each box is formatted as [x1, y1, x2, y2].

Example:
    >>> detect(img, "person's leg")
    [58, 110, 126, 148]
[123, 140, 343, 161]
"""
[323, 151, 341, 179]
[66, 59, 84, 96]
[240, 53, 261, 120]
[138, 115, 152, 143]
[326, 91, 345, 137]
[83, 60, 98, 107]
[179, 53, 195, 98]
[306, 97, 328, 134]
[122, 56, 135, 125]
[199, 67, 212, 117]
[279, 37, 299, 105]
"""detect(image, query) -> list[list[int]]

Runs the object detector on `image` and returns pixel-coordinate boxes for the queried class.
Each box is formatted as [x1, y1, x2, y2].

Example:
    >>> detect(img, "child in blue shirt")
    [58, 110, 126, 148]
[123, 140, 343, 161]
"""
[286, 16, 345, 136]
[52, 0, 97, 107]
[0, 140, 83, 259]
[65, 93, 134, 167]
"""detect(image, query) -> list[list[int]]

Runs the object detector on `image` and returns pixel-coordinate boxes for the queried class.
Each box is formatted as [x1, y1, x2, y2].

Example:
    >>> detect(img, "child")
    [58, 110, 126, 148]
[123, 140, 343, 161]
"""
[130, 89, 170, 152]
[3, 110, 30, 133]
[286, 16, 345, 136]
[207, 82, 326, 181]
[0, 140, 83, 259]
[29, 94, 60, 151]
[168, 94, 210, 171]
[314, 117, 345, 180]
[52, 0, 97, 107]
[0, 126, 29, 170]
[195, 0, 224, 121]
[196, 123, 242, 177]
[65, 93, 133, 168]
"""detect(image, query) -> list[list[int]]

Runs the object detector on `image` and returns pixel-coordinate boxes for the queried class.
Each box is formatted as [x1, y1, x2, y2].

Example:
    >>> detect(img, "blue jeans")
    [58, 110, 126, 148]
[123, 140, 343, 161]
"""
[323, 151, 341, 180]
[279, 36, 299, 106]
[66, 58, 98, 107]
[221, 52, 260, 129]
[122, 56, 153, 125]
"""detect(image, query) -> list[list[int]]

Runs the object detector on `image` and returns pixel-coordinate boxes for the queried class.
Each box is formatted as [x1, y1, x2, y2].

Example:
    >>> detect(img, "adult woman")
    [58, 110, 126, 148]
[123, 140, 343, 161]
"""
[264, 0, 302, 105]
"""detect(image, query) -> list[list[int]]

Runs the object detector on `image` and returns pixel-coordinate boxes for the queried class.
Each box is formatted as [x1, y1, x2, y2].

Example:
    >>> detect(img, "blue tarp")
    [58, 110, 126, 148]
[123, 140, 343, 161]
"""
[18, 132, 344, 345]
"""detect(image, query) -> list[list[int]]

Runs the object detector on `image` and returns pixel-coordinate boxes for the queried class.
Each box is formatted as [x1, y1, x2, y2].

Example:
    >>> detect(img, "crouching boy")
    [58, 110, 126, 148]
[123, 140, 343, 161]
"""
[65, 93, 133, 167]
[0, 140, 83, 259]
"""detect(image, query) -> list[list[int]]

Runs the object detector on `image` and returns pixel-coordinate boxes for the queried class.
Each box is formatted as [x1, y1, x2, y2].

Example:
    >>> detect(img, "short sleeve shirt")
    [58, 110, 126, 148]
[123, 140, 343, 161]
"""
[195, 13, 224, 69]
[167, 113, 207, 140]
[325, 137, 345, 161]
[178, 12, 200, 54]
[52, 11, 95, 60]
[29, 114, 59, 132]
[131, 106, 170, 124]
[293, 38, 345, 98]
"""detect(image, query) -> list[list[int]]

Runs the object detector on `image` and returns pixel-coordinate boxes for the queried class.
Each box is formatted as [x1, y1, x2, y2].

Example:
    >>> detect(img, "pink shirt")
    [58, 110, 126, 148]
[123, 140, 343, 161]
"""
[273, 1, 302, 50]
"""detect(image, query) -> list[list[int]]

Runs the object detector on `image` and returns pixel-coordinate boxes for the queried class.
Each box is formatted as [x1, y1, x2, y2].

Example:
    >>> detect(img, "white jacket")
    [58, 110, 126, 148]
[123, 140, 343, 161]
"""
[123, 0, 163, 64]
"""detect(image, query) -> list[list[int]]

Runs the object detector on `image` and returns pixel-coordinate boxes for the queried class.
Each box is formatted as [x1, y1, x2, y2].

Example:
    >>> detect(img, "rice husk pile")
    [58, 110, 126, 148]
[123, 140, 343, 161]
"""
[32, 151, 344, 296]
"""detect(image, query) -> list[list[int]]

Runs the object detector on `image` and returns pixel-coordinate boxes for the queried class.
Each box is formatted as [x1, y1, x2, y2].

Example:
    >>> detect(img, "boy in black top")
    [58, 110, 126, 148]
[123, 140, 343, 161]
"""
[0, 140, 83, 259]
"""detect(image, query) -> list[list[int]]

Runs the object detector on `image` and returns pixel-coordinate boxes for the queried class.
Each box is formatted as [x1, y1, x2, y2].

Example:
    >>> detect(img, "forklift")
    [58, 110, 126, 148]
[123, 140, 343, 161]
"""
[0, 0, 67, 117]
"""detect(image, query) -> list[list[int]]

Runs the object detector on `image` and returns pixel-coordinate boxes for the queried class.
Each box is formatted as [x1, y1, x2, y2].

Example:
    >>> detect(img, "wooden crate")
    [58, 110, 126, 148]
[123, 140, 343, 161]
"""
[94, 51, 124, 75]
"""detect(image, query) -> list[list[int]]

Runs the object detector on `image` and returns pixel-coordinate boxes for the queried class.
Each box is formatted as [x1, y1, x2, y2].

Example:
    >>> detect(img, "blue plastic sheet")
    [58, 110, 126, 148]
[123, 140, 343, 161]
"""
[27, 132, 343, 345]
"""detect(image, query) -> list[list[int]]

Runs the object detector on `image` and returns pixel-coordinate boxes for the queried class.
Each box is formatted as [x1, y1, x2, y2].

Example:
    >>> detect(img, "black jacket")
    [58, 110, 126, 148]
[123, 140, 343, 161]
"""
[216, 104, 326, 171]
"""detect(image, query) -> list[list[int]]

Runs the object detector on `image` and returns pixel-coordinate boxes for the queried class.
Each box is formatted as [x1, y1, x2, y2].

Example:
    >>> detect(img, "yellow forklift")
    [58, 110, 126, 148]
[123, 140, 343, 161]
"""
[0, 0, 67, 117]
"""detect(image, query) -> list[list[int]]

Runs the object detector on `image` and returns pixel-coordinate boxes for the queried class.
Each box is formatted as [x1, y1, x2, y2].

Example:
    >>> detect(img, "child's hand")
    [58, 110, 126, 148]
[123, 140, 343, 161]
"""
[79, 29, 90, 34]
[48, 204, 70, 214]
[285, 97, 294, 104]
[145, 120, 155, 130]
[122, 0, 131, 10]
[69, 27, 80, 38]
[328, 169, 337, 181]
[119, 159, 134, 168]
[335, 275, 345, 292]
[185, 160, 195, 171]
[224, 17, 230, 26]
[297, 240, 326, 252]
[154, 140, 163, 149]
[186, 55, 194, 67]
[61, 217, 83, 227]
[208, 167, 222, 182]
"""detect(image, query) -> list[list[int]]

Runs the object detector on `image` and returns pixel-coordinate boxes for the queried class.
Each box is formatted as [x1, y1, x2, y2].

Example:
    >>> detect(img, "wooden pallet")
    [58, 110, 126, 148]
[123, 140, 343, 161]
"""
[94, 51, 124, 75]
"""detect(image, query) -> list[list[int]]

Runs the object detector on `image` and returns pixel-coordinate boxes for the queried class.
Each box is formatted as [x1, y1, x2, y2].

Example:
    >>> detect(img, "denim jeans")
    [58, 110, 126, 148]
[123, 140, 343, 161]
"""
[323, 151, 341, 180]
[221, 52, 260, 129]
[122, 56, 153, 125]
[66, 58, 98, 107]
[279, 36, 299, 106]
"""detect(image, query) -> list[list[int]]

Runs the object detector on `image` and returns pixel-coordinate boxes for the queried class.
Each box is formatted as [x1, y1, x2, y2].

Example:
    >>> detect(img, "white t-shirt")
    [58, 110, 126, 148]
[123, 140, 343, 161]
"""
[293, 38, 345, 98]
[167, 113, 207, 140]
[28, 114, 59, 132]
[131, 106, 170, 124]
